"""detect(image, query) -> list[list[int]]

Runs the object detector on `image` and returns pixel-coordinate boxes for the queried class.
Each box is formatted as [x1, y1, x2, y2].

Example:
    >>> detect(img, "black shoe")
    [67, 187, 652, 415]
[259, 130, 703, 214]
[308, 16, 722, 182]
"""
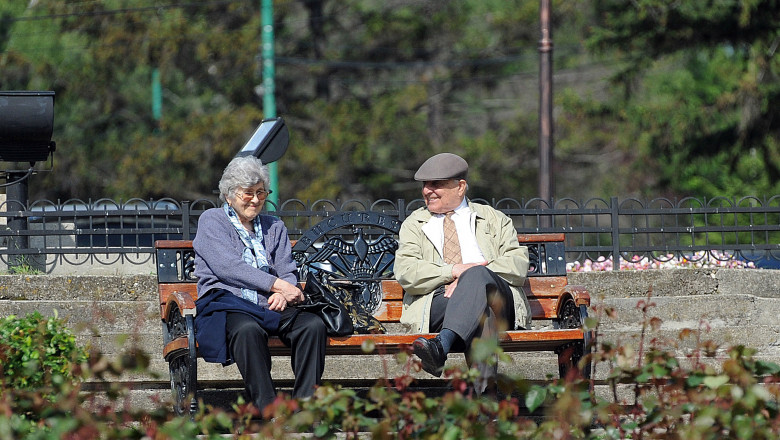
[413, 336, 447, 377]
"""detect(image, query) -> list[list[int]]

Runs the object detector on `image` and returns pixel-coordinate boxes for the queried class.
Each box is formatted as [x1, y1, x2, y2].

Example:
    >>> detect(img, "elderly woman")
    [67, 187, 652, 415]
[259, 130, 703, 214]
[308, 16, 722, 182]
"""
[193, 156, 327, 415]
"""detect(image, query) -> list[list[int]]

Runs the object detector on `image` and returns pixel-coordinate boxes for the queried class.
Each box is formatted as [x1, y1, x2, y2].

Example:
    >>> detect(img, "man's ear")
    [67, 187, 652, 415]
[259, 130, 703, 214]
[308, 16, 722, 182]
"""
[458, 179, 467, 195]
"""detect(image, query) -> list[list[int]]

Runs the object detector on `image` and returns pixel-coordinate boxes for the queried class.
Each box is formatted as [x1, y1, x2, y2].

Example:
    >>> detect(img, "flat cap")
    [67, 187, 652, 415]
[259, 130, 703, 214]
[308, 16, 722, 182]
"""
[414, 153, 469, 181]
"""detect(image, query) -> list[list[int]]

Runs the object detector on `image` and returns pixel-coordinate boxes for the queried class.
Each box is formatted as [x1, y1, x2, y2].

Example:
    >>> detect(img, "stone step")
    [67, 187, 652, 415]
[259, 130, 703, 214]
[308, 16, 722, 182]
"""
[568, 268, 780, 300]
[6, 293, 780, 386]
[81, 318, 780, 353]
[4, 291, 777, 333]
[2, 269, 779, 301]
[0, 300, 159, 335]
[0, 275, 158, 301]
[597, 295, 780, 328]
[6, 270, 780, 416]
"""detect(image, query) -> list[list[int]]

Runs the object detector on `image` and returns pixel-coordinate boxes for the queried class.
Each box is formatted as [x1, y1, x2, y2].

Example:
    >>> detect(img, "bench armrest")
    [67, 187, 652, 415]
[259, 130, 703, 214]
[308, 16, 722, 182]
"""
[565, 284, 591, 307]
[162, 290, 197, 322]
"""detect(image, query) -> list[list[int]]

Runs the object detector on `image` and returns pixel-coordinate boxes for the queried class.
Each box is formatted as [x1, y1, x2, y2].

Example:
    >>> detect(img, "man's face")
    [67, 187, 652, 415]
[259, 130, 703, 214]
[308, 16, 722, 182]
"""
[421, 179, 467, 214]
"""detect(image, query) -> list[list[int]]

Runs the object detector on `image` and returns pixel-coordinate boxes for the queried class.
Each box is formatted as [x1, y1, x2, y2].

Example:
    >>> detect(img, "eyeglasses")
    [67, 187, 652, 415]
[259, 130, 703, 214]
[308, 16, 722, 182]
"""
[236, 188, 272, 202]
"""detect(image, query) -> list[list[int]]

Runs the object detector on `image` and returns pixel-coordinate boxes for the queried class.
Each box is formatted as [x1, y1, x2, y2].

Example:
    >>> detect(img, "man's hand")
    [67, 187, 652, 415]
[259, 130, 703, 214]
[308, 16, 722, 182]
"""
[450, 261, 488, 279]
[444, 279, 458, 297]
[445, 261, 488, 297]
[268, 278, 305, 311]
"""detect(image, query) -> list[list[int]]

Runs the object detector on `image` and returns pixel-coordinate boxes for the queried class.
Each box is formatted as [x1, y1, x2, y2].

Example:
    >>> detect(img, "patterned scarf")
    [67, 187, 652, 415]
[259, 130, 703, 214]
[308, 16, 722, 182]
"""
[223, 203, 270, 304]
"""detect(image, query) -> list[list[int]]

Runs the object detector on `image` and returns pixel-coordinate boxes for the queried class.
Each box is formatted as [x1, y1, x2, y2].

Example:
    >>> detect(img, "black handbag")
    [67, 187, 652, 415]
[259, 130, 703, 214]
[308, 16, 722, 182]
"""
[327, 279, 386, 334]
[278, 271, 354, 337]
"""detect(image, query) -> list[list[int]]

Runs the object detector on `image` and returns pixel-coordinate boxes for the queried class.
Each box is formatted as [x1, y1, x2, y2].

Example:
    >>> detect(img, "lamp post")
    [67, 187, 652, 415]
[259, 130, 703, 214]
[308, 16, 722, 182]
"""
[0, 91, 56, 271]
[539, 0, 554, 220]
[232, 4, 288, 191]
[261, 0, 279, 207]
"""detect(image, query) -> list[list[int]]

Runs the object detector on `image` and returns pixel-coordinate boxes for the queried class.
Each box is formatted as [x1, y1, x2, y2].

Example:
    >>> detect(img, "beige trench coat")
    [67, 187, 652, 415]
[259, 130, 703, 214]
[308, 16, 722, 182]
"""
[394, 200, 531, 332]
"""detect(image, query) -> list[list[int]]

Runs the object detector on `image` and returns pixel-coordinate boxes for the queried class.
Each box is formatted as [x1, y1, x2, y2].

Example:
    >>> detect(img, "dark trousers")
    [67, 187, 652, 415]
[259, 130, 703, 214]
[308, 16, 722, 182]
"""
[429, 265, 515, 352]
[225, 308, 327, 413]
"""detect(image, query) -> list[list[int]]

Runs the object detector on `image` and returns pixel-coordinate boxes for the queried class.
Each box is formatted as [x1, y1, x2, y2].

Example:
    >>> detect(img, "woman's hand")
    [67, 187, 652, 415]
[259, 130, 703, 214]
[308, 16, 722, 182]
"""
[268, 278, 305, 311]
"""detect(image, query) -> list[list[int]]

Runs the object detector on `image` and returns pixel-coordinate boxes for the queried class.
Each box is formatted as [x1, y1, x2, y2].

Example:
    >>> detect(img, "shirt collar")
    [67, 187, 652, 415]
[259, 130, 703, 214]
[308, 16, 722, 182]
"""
[453, 198, 469, 213]
[432, 198, 469, 218]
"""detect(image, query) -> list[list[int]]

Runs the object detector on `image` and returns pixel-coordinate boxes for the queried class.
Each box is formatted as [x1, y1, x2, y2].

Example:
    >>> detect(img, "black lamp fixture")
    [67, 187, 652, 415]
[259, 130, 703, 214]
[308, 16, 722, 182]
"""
[0, 91, 57, 270]
[235, 116, 289, 163]
[0, 91, 56, 165]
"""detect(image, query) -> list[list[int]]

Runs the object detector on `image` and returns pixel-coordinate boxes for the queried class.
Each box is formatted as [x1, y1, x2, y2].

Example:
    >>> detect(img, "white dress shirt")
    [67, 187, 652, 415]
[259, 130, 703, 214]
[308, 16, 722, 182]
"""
[425, 198, 486, 264]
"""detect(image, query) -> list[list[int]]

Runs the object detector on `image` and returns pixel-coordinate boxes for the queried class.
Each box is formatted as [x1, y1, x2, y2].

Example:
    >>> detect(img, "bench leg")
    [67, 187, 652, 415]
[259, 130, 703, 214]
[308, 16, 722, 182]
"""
[166, 313, 198, 417]
[554, 299, 593, 379]
[169, 350, 197, 416]
[556, 340, 591, 379]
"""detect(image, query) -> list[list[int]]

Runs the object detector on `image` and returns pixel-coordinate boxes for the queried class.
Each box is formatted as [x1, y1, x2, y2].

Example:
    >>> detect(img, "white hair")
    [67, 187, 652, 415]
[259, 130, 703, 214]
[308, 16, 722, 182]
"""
[217, 156, 270, 203]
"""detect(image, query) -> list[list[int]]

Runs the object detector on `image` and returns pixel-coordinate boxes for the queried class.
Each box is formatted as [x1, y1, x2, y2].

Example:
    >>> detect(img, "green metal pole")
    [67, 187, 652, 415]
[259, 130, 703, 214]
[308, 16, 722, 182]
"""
[261, 0, 279, 208]
[152, 67, 162, 123]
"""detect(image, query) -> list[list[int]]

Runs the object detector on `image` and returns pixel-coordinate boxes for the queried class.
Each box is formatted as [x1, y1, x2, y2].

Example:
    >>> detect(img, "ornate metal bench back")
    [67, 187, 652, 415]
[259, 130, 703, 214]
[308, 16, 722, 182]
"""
[292, 212, 401, 315]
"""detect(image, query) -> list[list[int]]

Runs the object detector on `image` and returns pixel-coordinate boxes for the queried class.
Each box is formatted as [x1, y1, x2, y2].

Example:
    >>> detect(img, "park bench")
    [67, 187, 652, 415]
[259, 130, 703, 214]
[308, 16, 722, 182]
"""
[155, 211, 592, 415]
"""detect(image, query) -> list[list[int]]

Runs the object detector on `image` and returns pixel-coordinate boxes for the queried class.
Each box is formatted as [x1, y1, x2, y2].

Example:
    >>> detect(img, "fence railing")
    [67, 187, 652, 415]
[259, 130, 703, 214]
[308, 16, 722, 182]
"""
[1, 196, 779, 271]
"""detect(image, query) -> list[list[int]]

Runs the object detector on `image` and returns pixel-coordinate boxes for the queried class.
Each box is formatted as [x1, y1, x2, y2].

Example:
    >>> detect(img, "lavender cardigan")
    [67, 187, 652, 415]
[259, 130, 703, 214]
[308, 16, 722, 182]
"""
[193, 207, 299, 308]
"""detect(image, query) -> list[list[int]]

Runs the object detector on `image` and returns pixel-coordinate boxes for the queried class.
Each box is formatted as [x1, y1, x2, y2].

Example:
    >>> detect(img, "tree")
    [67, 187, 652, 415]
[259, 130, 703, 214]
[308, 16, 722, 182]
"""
[569, 0, 780, 199]
[1, 0, 595, 203]
[274, 0, 573, 202]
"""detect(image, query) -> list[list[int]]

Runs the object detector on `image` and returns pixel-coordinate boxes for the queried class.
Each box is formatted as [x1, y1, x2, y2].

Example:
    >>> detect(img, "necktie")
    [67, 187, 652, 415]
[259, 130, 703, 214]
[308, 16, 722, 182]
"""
[443, 211, 462, 264]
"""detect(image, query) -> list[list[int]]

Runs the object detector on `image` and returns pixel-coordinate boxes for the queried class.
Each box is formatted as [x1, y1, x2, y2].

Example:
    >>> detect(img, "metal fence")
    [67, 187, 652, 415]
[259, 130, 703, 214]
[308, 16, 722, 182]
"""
[2, 196, 779, 271]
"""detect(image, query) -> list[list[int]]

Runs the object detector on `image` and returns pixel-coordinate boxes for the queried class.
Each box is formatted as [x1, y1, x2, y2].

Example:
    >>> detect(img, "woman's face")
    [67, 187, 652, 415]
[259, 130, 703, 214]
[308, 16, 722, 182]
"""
[228, 182, 270, 226]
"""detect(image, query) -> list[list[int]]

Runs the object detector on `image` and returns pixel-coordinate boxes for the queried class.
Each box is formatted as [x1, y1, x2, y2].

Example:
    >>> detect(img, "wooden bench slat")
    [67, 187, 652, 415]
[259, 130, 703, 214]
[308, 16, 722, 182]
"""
[376, 297, 566, 322]
[265, 329, 584, 355]
[159, 283, 197, 306]
[159, 279, 570, 302]
[516, 233, 564, 243]
[163, 338, 190, 359]
[164, 327, 585, 358]
[529, 299, 561, 320]
[379, 280, 403, 300]
[525, 277, 568, 297]
[372, 301, 401, 322]
[155, 239, 194, 249]
[156, 234, 569, 254]
[158, 281, 400, 303]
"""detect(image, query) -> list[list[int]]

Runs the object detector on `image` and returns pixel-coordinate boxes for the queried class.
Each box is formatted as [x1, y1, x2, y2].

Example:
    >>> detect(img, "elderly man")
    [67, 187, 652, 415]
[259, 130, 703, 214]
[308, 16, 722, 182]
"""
[394, 153, 531, 381]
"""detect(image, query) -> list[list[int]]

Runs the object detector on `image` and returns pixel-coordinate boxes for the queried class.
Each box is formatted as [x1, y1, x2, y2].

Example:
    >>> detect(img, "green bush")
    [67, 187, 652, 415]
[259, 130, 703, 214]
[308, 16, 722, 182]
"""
[0, 311, 88, 394]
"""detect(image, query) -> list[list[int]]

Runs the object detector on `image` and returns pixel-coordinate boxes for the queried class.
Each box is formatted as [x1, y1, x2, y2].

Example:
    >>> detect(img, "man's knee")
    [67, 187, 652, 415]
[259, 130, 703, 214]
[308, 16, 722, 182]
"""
[459, 265, 492, 283]
[452, 265, 494, 303]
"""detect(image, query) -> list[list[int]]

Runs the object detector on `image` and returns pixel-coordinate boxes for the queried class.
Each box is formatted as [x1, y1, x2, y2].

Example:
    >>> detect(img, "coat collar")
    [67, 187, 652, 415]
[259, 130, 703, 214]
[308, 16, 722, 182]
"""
[418, 199, 488, 257]
[413, 198, 486, 222]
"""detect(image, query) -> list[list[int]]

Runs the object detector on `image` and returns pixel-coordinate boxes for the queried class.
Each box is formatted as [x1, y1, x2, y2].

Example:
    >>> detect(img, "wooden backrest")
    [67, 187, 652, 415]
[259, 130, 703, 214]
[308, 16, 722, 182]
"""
[155, 231, 575, 323]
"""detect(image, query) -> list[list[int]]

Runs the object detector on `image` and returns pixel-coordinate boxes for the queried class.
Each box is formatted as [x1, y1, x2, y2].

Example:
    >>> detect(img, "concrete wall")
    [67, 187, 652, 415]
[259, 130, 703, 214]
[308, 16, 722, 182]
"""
[2, 268, 779, 411]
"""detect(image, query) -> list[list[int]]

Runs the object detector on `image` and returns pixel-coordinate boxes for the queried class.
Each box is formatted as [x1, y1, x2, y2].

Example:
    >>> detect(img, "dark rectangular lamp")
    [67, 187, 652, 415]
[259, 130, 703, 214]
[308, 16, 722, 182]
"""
[0, 91, 56, 163]
[235, 117, 289, 164]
